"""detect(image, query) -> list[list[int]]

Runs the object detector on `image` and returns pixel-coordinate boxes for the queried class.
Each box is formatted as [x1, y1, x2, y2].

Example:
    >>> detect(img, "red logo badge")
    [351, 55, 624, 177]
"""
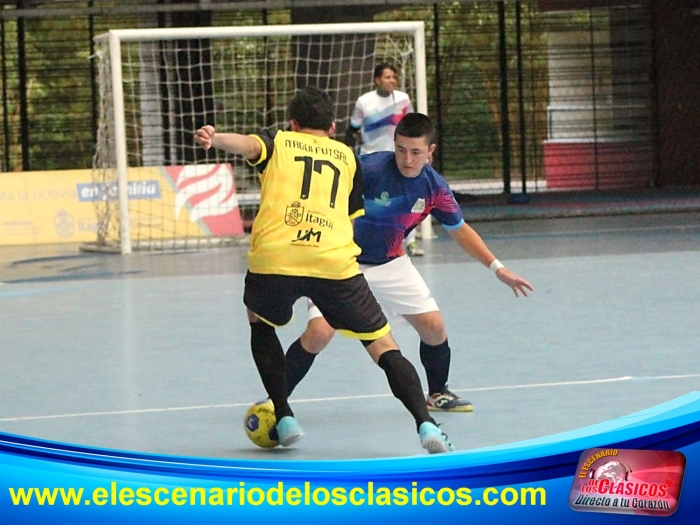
[569, 448, 686, 516]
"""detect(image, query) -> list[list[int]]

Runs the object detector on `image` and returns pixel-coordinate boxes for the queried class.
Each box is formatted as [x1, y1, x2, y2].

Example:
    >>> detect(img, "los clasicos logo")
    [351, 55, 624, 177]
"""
[569, 448, 686, 517]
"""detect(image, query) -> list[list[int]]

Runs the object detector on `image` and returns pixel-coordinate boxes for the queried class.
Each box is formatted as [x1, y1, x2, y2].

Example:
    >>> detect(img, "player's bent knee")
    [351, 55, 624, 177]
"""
[408, 313, 447, 345]
[300, 332, 332, 354]
[300, 318, 335, 353]
[364, 334, 400, 364]
[421, 330, 448, 347]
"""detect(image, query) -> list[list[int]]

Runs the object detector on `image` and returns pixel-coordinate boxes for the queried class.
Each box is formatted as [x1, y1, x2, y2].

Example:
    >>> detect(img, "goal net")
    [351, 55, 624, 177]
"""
[86, 22, 427, 253]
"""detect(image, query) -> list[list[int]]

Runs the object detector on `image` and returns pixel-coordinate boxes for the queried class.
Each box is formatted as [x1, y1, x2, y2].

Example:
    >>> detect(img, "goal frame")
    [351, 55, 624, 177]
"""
[96, 21, 428, 254]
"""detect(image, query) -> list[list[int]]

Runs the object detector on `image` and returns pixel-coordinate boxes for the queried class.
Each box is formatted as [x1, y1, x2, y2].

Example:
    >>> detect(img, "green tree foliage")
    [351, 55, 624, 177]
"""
[25, 17, 95, 171]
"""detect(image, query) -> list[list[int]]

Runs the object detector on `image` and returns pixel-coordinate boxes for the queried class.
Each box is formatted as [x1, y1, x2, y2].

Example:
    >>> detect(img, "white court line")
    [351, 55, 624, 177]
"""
[1, 373, 699, 423]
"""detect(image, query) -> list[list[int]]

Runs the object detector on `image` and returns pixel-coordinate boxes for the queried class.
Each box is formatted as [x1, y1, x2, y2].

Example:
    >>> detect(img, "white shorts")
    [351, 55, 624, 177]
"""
[308, 255, 439, 320]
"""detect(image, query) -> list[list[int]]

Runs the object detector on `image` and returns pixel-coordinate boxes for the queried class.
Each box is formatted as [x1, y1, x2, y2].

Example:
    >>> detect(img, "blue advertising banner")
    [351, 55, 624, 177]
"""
[1, 392, 698, 524]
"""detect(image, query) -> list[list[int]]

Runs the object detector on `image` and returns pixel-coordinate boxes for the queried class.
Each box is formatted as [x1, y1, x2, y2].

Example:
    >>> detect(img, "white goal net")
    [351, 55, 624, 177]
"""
[86, 22, 427, 253]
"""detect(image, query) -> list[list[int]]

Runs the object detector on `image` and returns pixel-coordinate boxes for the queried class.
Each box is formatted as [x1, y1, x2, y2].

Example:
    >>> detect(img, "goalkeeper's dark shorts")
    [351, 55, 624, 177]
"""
[243, 271, 390, 341]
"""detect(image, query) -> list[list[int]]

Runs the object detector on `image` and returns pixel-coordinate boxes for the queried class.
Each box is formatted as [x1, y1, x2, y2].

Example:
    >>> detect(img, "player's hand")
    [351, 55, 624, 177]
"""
[194, 125, 216, 150]
[495, 267, 534, 297]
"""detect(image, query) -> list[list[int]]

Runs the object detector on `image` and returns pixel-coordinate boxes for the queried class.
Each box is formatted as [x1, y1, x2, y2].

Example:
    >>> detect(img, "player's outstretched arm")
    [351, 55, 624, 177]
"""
[194, 125, 262, 161]
[447, 222, 534, 298]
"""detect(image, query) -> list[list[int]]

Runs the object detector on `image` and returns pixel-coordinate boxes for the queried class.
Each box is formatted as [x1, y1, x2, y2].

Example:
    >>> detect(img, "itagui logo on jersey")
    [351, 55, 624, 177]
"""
[286, 200, 336, 245]
[285, 201, 304, 227]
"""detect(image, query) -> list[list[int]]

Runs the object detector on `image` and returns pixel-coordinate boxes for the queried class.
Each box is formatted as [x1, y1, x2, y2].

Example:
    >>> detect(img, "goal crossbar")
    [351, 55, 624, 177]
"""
[96, 21, 427, 42]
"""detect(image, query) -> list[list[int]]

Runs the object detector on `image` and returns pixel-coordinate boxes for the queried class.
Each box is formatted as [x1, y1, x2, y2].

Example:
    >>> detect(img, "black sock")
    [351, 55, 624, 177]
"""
[420, 339, 451, 395]
[249, 323, 293, 419]
[285, 337, 317, 397]
[378, 350, 434, 431]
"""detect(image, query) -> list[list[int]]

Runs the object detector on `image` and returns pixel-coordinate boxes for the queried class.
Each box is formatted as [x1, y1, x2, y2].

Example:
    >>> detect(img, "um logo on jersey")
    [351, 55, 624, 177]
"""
[285, 201, 304, 226]
[293, 228, 322, 243]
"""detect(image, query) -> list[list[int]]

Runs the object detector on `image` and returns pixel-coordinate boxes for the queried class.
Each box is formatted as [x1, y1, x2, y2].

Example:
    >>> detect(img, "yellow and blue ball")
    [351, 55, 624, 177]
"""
[244, 399, 279, 448]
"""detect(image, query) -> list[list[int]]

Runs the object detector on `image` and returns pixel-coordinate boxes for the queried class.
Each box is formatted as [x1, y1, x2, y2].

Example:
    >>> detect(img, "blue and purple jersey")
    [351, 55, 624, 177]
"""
[354, 151, 465, 265]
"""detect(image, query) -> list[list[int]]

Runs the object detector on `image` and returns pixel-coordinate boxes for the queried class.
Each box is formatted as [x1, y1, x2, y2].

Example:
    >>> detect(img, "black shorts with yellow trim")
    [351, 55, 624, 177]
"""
[243, 271, 390, 341]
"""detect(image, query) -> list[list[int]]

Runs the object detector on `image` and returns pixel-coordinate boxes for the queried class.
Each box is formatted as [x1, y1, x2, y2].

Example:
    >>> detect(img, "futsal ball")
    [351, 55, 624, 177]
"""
[244, 399, 279, 448]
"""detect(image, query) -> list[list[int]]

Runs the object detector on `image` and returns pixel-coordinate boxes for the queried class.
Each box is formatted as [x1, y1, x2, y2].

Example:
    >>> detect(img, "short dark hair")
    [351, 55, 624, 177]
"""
[395, 113, 436, 144]
[373, 62, 397, 80]
[287, 86, 335, 131]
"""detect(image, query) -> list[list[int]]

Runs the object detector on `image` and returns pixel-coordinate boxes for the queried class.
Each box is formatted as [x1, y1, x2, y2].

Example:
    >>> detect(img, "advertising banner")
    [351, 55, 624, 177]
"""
[0, 164, 243, 246]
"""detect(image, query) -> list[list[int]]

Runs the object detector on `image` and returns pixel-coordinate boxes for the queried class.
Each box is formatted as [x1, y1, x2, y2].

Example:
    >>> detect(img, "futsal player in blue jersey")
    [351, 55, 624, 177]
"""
[284, 113, 534, 412]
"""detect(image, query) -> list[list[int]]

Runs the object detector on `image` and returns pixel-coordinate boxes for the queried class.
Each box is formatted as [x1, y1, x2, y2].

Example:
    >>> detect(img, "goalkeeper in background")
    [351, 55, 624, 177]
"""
[344, 62, 423, 257]
[194, 86, 455, 454]
[284, 113, 534, 412]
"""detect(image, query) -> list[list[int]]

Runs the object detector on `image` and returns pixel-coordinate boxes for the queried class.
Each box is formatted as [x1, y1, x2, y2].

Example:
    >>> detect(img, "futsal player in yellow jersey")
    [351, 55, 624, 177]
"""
[246, 127, 363, 279]
[194, 87, 454, 454]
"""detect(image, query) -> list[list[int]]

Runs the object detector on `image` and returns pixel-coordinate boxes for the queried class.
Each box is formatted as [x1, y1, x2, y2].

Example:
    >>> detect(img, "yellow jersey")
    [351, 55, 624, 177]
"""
[247, 129, 365, 279]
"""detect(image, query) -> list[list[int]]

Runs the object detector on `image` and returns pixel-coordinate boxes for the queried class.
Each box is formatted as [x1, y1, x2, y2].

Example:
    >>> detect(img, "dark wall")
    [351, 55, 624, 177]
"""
[653, 0, 700, 185]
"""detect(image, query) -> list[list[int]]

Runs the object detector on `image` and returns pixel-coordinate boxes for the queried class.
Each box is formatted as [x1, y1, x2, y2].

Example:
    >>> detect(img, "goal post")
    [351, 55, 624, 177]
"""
[87, 21, 428, 254]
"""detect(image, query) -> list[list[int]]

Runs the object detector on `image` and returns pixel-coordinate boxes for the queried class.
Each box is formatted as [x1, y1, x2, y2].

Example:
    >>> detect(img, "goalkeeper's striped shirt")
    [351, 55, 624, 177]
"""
[247, 129, 365, 280]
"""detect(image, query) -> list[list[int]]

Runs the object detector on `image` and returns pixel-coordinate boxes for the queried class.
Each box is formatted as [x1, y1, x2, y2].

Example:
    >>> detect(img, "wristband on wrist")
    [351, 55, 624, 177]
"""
[489, 259, 505, 273]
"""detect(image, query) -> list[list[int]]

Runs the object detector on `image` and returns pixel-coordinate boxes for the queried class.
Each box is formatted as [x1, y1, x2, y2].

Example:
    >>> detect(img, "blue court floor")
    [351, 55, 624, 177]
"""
[1, 212, 699, 460]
